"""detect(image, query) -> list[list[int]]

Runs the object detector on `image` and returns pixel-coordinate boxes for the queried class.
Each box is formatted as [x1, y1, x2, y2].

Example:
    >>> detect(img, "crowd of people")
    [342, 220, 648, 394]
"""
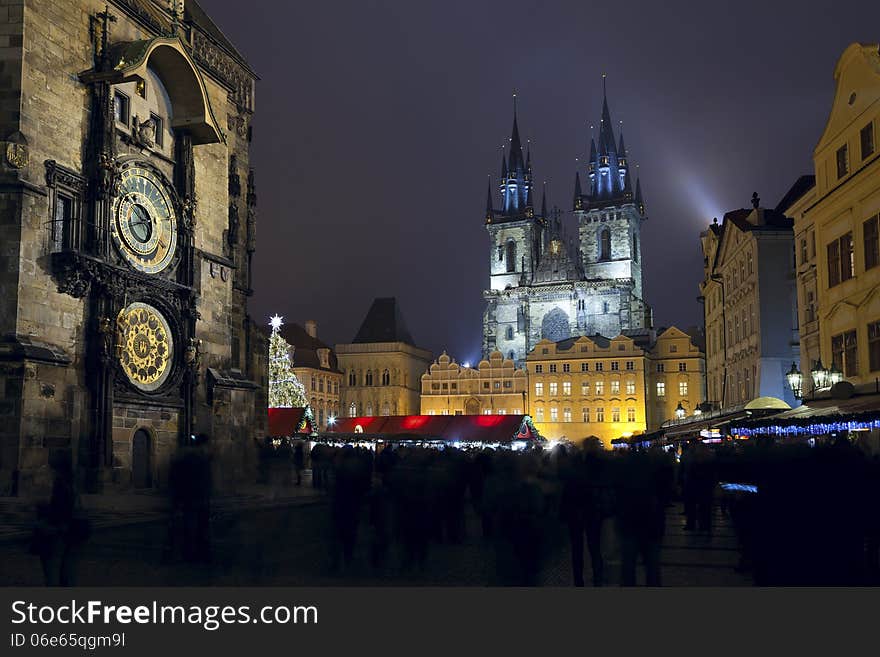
[306, 435, 880, 586]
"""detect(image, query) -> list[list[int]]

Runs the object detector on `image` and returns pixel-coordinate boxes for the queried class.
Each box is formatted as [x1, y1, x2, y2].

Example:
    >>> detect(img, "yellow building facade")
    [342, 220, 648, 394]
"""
[785, 44, 880, 392]
[420, 351, 528, 416]
[646, 327, 708, 428]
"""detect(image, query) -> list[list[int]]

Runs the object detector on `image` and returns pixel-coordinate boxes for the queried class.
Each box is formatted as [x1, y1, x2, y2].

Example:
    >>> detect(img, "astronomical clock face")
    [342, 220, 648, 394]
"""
[111, 165, 178, 274]
[117, 303, 174, 392]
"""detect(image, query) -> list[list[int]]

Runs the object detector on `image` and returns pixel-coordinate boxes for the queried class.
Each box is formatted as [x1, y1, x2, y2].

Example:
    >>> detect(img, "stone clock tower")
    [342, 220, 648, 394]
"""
[0, 1, 266, 496]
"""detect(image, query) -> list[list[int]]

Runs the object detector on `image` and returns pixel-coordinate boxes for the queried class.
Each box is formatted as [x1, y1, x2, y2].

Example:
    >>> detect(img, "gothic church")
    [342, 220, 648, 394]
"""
[483, 88, 653, 366]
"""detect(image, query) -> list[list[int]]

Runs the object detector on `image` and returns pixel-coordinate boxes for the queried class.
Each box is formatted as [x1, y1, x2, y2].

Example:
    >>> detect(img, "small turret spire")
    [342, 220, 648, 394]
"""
[573, 171, 583, 210]
[486, 176, 494, 221]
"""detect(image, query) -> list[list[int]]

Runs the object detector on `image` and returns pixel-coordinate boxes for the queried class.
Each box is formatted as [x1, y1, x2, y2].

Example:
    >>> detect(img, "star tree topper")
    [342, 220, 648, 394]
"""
[269, 314, 284, 331]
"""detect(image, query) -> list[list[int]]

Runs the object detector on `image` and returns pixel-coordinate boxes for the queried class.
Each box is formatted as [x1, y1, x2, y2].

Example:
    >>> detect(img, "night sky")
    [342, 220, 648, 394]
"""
[200, 0, 880, 363]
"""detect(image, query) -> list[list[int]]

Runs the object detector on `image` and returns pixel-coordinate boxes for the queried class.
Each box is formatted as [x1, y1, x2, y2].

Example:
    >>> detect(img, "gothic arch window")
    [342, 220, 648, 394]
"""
[366, 401, 373, 416]
[382, 369, 390, 386]
[599, 228, 612, 261]
[349, 402, 357, 417]
[633, 233, 639, 263]
[603, 301, 610, 313]
[348, 370, 357, 386]
[498, 244, 504, 262]
[506, 326, 514, 340]
[541, 308, 571, 343]
[506, 240, 517, 273]
[365, 371, 374, 386]
[381, 402, 390, 416]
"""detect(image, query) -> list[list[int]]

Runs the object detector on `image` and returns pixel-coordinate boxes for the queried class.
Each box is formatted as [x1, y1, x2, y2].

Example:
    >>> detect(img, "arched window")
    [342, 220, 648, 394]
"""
[508, 350, 515, 361]
[348, 370, 356, 386]
[382, 369, 390, 386]
[365, 371, 374, 386]
[600, 229, 611, 261]
[633, 233, 639, 263]
[603, 301, 610, 313]
[506, 326, 514, 340]
[349, 402, 357, 417]
[506, 240, 517, 273]
[381, 402, 390, 416]
[366, 402, 373, 416]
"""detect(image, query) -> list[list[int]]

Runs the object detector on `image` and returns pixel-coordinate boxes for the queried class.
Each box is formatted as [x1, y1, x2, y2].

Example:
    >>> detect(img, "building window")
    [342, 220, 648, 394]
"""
[550, 407, 558, 422]
[319, 378, 324, 392]
[612, 407, 621, 423]
[581, 363, 589, 372]
[497, 409, 506, 415]
[828, 232, 854, 287]
[581, 381, 590, 396]
[582, 408, 590, 423]
[600, 228, 611, 260]
[626, 380, 636, 395]
[381, 402, 390, 416]
[669, 344, 678, 353]
[150, 113, 164, 147]
[656, 363, 665, 373]
[595, 381, 604, 396]
[431, 383, 440, 391]
[549, 364, 557, 373]
[379, 369, 389, 386]
[611, 361, 619, 371]
[610, 380, 620, 395]
[536, 408, 544, 422]
[596, 407, 605, 422]
[349, 371, 356, 386]
[506, 326, 514, 340]
[503, 380, 512, 389]
[563, 381, 571, 396]
[865, 215, 879, 271]
[562, 363, 571, 373]
[349, 402, 357, 417]
[549, 382, 558, 396]
[861, 122, 875, 160]
[535, 364, 543, 373]
[625, 361, 634, 371]
[679, 381, 689, 396]
[493, 381, 501, 389]
[483, 382, 490, 390]
[656, 382, 666, 397]
[535, 382, 544, 396]
[508, 350, 515, 361]
[836, 144, 849, 179]
[365, 371, 373, 386]
[633, 233, 639, 263]
[800, 238, 808, 265]
[678, 362, 687, 372]
[563, 408, 572, 423]
[113, 91, 130, 125]
[869, 321, 880, 372]
[602, 301, 610, 313]
[595, 362, 604, 372]
[627, 407, 636, 423]
[310, 377, 316, 392]
[365, 402, 373, 416]
[506, 240, 517, 273]
[832, 330, 858, 378]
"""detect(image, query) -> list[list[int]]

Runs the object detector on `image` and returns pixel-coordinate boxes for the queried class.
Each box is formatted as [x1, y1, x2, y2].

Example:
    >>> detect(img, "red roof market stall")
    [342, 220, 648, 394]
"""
[267, 407, 317, 437]
[326, 415, 542, 447]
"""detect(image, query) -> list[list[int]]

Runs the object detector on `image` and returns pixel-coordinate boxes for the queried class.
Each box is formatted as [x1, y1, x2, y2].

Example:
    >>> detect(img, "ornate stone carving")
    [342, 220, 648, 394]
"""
[191, 29, 253, 111]
[228, 155, 241, 197]
[131, 115, 156, 149]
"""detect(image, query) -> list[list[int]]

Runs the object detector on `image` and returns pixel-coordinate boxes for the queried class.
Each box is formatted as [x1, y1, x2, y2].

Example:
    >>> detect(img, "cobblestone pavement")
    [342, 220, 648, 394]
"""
[0, 497, 750, 586]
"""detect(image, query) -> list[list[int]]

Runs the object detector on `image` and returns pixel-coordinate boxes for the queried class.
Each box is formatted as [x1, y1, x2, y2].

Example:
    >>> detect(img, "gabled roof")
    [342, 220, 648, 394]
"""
[279, 323, 341, 373]
[352, 297, 416, 346]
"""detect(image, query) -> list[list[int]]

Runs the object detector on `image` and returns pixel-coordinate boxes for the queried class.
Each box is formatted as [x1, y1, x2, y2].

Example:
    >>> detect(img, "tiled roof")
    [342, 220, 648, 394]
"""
[352, 298, 416, 346]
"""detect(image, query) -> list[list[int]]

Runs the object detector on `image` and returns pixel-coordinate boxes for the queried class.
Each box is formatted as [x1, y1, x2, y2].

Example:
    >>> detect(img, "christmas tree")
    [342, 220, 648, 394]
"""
[268, 315, 308, 408]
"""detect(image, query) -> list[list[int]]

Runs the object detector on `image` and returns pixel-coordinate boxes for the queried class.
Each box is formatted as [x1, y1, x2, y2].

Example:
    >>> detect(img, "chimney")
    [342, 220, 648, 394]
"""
[305, 320, 318, 339]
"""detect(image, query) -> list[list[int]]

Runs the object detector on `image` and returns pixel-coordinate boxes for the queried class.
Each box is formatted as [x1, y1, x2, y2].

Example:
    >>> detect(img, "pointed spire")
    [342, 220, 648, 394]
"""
[618, 130, 626, 158]
[589, 137, 597, 164]
[599, 74, 617, 157]
[573, 171, 583, 210]
[508, 99, 525, 174]
[501, 147, 508, 179]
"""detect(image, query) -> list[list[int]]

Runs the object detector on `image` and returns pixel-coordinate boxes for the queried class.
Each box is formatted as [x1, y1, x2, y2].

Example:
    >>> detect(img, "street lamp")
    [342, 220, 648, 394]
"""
[674, 402, 686, 420]
[811, 359, 830, 391]
[829, 364, 844, 386]
[786, 362, 803, 400]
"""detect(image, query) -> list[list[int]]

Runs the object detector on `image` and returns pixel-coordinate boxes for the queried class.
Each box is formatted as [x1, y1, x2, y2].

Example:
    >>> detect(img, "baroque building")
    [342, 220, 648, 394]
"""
[337, 298, 432, 418]
[281, 320, 342, 430]
[483, 88, 651, 368]
[0, 1, 264, 495]
[525, 328, 705, 448]
[784, 43, 880, 394]
[699, 196, 799, 409]
[420, 351, 528, 416]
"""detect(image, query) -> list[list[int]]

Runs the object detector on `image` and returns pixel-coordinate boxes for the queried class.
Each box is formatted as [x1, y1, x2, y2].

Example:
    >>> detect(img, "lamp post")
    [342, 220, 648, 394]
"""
[785, 362, 803, 400]
[674, 401, 686, 420]
[811, 359, 830, 392]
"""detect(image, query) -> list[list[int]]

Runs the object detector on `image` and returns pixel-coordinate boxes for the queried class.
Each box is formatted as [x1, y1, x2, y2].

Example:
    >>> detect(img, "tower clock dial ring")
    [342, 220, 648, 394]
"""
[117, 302, 174, 392]
[111, 165, 178, 274]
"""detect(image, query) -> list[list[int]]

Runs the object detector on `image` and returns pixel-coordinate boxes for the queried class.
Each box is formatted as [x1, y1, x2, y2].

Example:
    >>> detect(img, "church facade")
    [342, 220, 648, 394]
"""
[0, 1, 265, 496]
[483, 90, 652, 367]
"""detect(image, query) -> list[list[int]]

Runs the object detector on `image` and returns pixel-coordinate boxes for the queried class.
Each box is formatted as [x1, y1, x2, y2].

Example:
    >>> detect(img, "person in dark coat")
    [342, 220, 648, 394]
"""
[293, 442, 305, 486]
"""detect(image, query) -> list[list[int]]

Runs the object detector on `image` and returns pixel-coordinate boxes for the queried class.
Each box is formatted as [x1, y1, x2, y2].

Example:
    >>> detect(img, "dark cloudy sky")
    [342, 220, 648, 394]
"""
[200, 0, 879, 362]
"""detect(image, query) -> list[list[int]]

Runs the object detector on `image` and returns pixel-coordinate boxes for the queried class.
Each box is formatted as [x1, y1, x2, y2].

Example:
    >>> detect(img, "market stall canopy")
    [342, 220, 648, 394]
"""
[328, 415, 542, 445]
[730, 392, 880, 437]
[267, 407, 316, 437]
